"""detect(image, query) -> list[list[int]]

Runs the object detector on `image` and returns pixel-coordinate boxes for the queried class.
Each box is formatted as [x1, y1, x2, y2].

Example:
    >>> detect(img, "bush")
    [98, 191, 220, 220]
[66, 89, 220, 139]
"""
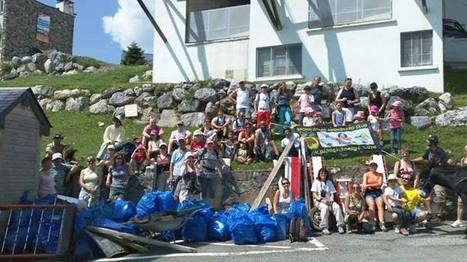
[0, 62, 13, 76]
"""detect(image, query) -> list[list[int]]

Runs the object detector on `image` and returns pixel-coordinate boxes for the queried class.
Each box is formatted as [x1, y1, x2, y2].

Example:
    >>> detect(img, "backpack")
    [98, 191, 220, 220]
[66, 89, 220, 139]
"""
[198, 148, 220, 171]
[288, 216, 308, 242]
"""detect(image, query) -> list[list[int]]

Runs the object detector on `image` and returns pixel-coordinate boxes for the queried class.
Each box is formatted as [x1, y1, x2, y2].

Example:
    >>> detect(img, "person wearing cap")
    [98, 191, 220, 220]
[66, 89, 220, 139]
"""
[50, 152, 79, 195]
[168, 121, 192, 154]
[38, 156, 56, 198]
[190, 130, 206, 156]
[174, 152, 201, 203]
[169, 137, 190, 191]
[254, 120, 279, 161]
[197, 138, 224, 201]
[383, 174, 408, 235]
[399, 173, 428, 235]
[253, 84, 272, 128]
[97, 115, 126, 160]
[362, 160, 386, 232]
[142, 117, 163, 148]
[298, 85, 315, 126]
[281, 127, 300, 157]
[368, 82, 387, 118]
[130, 146, 149, 176]
[79, 156, 102, 207]
[353, 111, 366, 124]
[336, 78, 360, 122]
[274, 82, 293, 132]
[368, 105, 382, 144]
[228, 80, 252, 118]
[388, 100, 404, 154]
[46, 134, 66, 157]
[211, 108, 231, 139]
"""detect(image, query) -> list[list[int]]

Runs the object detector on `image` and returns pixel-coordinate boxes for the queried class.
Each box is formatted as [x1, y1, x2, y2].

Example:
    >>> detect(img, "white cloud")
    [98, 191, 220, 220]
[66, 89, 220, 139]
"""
[102, 0, 154, 52]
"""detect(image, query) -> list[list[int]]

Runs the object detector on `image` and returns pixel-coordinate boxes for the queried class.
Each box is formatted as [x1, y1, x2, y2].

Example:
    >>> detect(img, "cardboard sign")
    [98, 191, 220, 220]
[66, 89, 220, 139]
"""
[124, 104, 138, 118]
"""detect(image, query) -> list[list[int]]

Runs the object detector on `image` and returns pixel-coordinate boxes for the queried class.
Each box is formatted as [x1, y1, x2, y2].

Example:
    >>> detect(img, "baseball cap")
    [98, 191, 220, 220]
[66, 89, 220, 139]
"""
[52, 153, 63, 161]
[53, 134, 64, 139]
[392, 101, 402, 107]
[387, 174, 398, 181]
[368, 161, 378, 166]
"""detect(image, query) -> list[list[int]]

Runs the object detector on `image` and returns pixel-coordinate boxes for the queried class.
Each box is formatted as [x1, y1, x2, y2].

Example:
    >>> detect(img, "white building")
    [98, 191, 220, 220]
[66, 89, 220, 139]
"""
[153, 0, 467, 93]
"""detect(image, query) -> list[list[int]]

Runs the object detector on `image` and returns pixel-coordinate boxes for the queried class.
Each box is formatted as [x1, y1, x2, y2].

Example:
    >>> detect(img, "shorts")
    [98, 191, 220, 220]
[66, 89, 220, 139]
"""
[364, 190, 382, 201]
[432, 185, 446, 204]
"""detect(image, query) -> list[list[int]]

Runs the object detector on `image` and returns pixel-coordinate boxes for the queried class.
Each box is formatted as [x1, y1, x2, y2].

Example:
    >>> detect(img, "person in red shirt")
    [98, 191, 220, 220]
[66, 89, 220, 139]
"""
[190, 130, 206, 157]
[142, 117, 163, 148]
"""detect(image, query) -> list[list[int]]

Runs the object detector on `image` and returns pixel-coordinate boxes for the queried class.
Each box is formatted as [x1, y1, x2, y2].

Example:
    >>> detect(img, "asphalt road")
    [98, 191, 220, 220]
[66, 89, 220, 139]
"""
[96, 221, 467, 262]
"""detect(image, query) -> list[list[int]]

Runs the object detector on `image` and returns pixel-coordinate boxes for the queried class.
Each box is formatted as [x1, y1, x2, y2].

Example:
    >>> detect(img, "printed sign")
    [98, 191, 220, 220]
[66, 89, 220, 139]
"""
[124, 104, 138, 118]
[36, 13, 51, 43]
[297, 123, 379, 157]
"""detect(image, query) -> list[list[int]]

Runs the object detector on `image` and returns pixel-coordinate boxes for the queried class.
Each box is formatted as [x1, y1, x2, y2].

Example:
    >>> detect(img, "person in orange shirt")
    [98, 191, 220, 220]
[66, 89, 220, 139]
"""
[362, 161, 386, 232]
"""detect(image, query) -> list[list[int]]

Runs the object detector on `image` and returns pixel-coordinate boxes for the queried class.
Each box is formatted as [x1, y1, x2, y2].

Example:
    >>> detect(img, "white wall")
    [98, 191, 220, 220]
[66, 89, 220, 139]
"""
[153, 0, 249, 83]
[248, 0, 444, 92]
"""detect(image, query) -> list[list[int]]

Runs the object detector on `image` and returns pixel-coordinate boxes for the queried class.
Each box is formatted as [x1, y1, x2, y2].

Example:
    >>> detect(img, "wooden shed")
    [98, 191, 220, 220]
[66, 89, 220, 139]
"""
[0, 88, 51, 204]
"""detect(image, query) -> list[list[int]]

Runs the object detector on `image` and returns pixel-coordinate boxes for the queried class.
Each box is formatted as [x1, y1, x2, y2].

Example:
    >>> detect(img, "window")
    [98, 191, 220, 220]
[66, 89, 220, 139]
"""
[186, 0, 250, 43]
[401, 30, 433, 67]
[257, 45, 302, 78]
[308, 0, 392, 28]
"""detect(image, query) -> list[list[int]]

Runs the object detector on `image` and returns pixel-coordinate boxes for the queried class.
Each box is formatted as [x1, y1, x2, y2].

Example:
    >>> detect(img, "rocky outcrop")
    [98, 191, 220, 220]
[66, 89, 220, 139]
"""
[194, 87, 217, 102]
[109, 92, 135, 107]
[414, 98, 441, 116]
[157, 92, 174, 109]
[89, 100, 115, 114]
[178, 99, 200, 113]
[158, 110, 178, 127]
[180, 112, 206, 127]
[410, 116, 432, 129]
[435, 106, 467, 127]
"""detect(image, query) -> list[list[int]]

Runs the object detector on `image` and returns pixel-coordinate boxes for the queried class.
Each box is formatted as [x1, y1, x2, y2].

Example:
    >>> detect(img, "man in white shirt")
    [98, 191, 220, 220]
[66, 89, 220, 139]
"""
[228, 81, 251, 118]
[168, 121, 192, 154]
[254, 84, 271, 128]
[281, 127, 300, 157]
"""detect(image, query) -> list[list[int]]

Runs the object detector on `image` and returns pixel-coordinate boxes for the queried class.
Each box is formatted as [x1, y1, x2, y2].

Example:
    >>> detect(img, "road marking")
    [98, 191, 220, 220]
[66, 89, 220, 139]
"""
[203, 242, 292, 249]
[96, 248, 328, 261]
[307, 237, 327, 248]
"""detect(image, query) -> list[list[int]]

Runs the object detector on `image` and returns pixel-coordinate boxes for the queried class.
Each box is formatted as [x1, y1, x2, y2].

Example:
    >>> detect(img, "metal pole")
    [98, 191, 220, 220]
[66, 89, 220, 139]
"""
[136, 0, 168, 43]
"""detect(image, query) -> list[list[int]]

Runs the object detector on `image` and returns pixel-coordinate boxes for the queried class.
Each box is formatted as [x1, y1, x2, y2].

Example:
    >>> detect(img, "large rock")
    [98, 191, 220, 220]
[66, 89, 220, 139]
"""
[54, 63, 65, 73]
[109, 92, 135, 106]
[90, 94, 102, 105]
[129, 75, 140, 83]
[133, 86, 143, 97]
[38, 98, 52, 109]
[123, 88, 136, 97]
[65, 97, 89, 112]
[435, 106, 467, 127]
[388, 86, 429, 104]
[178, 99, 200, 113]
[140, 107, 157, 123]
[31, 85, 55, 98]
[205, 102, 218, 119]
[20, 56, 32, 65]
[89, 99, 115, 114]
[385, 96, 414, 116]
[44, 59, 55, 73]
[73, 63, 85, 72]
[172, 88, 186, 102]
[142, 83, 155, 93]
[410, 116, 432, 129]
[134, 92, 152, 106]
[2, 71, 18, 80]
[64, 62, 74, 72]
[208, 79, 230, 90]
[156, 92, 174, 109]
[26, 62, 37, 72]
[83, 66, 97, 73]
[101, 88, 123, 99]
[46, 100, 65, 112]
[414, 98, 441, 116]
[70, 89, 90, 97]
[438, 92, 454, 110]
[54, 89, 73, 100]
[11, 56, 21, 68]
[194, 87, 217, 102]
[158, 110, 178, 127]
[180, 112, 206, 127]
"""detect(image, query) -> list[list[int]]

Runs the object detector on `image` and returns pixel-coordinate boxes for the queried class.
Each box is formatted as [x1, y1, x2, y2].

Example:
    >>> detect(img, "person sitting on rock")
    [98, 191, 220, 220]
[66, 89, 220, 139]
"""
[190, 130, 206, 157]
[97, 115, 125, 160]
[130, 146, 149, 176]
[147, 130, 164, 158]
[211, 108, 231, 139]
[198, 118, 217, 141]
[221, 131, 238, 160]
[232, 112, 248, 134]
[238, 122, 255, 157]
[235, 141, 252, 164]
[142, 117, 163, 148]
[168, 121, 192, 154]
[254, 120, 279, 162]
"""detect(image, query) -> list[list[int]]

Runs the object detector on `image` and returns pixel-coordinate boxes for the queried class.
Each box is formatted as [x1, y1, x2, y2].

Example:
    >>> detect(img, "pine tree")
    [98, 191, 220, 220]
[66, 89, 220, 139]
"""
[121, 42, 146, 65]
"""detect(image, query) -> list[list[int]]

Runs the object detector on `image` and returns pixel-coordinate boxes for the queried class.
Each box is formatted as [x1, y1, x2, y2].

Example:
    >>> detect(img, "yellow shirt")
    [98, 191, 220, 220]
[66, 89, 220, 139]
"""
[103, 125, 125, 143]
[400, 185, 422, 210]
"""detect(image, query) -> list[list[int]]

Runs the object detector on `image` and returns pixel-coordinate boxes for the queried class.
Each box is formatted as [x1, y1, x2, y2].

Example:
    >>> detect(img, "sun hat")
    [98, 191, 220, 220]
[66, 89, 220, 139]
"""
[53, 134, 64, 139]
[159, 143, 167, 148]
[52, 153, 63, 161]
[392, 101, 402, 108]
[107, 144, 115, 149]
[387, 174, 398, 181]
[177, 120, 184, 125]
[260, 84, 269, 88]
[113, 114, 123, 122]
[368, 160, 378, 166]
[370, 105, 379, 113]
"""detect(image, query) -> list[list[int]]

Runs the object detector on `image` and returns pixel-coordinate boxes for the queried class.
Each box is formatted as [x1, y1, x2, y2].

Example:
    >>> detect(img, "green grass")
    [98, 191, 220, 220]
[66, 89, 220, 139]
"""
[0, 65, 150, 93]
[445, 69, 467, 107]
[73, 56, 107, 68]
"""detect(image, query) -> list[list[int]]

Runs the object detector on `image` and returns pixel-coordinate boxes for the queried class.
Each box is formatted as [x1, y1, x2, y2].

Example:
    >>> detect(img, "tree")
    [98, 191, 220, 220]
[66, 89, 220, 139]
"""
[121, 42, 146, 65]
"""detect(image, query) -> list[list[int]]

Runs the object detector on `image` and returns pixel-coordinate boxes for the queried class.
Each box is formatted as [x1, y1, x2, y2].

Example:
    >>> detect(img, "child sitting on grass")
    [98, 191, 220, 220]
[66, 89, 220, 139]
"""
[235, 141, 252, 164]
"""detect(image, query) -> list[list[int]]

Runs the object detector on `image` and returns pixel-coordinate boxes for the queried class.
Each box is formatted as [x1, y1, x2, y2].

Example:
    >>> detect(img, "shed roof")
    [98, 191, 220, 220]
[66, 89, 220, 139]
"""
[0, 88, 52, 136]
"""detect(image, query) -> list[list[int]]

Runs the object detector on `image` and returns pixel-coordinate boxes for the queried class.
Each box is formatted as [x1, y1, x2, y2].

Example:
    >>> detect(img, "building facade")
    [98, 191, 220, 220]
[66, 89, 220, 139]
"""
[0, 0, 75, 62]
[153, 0, 467, 93]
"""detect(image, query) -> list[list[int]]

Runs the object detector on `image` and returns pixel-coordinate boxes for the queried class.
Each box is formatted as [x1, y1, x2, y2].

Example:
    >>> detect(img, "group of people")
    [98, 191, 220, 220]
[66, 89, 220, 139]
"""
[36, 76, 465, 233]
[272, 139, 467, 236]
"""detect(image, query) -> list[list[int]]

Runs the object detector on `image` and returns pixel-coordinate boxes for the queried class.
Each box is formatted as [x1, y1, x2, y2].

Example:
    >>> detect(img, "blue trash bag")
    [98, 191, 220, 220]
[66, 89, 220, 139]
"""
[158, 191, 177, 212]
[229, 212, 257, 245]
[231, 203, 251, 213]
[161, 230, 176, 242]
[208, 212, 231, 241]
[73, 235, 95, 260]
[182, 208, 212, 243]
[252, 204, 269, 215]
[273, 214, 288, 241]
[177, 199, 210, 214]
[287, 199, 312, 234]
[136, 192, 160, 218]
[113, 199, 136, 222]
[92, 218, 139, 234]
[253, 214, 277, 243]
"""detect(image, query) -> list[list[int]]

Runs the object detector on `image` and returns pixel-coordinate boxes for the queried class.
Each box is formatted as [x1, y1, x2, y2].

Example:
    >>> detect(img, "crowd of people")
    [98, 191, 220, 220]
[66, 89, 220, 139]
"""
[36, 76, 466, 236]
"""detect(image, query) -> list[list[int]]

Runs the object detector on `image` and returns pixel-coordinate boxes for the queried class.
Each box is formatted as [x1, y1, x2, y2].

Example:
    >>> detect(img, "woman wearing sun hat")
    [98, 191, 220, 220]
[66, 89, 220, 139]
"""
[388, 100, 404, 154]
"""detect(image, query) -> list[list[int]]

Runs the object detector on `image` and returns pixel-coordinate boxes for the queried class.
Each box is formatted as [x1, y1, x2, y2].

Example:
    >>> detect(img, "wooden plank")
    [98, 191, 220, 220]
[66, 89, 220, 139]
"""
[86, 230, 129, 258]
[86, 226, 196, 253]
[251, 137, 295, 209]
[300, 138, 311, 210]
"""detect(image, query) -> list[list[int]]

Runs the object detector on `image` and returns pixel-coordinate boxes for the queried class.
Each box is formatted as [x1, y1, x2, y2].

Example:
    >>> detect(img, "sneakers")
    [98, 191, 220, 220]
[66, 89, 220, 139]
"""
[400, 228, 409, 236]
[394, 226, 400, 233]
[409, 225, 417, 234]
[322, 228, 331, 235]
[380, 223, 388, 232]
[338, 226, 345, 234]
[451, 220, 464, 228]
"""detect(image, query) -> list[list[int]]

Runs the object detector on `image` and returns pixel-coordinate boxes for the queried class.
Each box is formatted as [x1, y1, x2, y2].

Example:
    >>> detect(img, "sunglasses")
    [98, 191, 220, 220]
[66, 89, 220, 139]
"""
[87, 160, 95, 163]
[282, 182, 290, 186]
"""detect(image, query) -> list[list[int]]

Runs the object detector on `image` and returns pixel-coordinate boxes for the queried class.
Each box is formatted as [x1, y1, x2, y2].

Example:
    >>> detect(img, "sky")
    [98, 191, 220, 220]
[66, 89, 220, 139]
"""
[39, 0, 155, 64]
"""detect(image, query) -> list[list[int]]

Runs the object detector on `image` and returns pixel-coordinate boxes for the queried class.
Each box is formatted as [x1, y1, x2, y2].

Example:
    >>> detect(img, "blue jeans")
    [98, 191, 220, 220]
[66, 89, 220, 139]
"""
[200, 175, 218, 199]
[392, 207, 409, 228]
[390, 128, 402, 153]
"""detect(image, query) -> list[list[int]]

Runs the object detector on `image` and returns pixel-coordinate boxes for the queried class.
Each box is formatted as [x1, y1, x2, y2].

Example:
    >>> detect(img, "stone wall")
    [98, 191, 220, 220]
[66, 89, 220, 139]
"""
[1, 0, 74, 61]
